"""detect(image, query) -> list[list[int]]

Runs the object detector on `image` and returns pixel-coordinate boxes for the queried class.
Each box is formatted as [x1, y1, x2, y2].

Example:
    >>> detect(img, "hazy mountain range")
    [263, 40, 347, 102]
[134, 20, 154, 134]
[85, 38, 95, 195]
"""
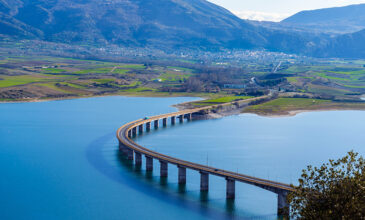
[0, 0, 365, 59]
[281, 4, 365, 34]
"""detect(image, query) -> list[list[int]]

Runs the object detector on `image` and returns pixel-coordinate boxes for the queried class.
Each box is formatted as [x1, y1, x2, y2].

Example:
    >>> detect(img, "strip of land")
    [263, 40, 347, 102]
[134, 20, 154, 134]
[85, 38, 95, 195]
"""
[1, 54, 365, 116]
[243, 98, 365, 116]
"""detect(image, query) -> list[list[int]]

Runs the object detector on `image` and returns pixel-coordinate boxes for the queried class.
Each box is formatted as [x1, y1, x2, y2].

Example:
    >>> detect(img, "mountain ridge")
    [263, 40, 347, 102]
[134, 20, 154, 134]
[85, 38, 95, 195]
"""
[0, 0, 365, 59]
[313, 29, 365, 58]
[281, 3, 365, 34]
[0, 0, 270, 49]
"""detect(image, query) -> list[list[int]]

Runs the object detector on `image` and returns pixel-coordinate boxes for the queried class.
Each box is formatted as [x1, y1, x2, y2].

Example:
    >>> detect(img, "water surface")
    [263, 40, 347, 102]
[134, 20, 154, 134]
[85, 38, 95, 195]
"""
[136, 110, 365, 217]
[1, 96, 228, 220]
[1, 97, 364, 220]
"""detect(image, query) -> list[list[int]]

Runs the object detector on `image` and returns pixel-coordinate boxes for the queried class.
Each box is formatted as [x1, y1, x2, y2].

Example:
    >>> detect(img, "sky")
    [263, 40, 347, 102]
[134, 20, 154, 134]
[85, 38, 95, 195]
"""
[208, 0, 365, 21]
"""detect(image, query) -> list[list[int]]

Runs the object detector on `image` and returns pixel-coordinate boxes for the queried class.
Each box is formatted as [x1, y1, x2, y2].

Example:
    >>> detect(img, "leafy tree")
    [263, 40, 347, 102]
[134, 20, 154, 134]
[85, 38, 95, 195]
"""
[288, 151, 365, 219]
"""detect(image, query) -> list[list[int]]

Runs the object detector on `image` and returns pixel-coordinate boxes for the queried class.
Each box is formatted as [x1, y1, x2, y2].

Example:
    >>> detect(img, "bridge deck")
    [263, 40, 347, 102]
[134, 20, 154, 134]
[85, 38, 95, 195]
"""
[116, 96, 295, 193]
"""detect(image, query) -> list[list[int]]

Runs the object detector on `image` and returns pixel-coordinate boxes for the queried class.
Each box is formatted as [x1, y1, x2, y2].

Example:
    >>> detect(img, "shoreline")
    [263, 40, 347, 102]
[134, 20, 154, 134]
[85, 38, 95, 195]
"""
[0, 92, 209, 104]
[253, 109, 358, 118]
[176, 97, 365, 119]
[205, 105, 365, 119]
[2, 94, 365, 118]
[242, 106, 365, 118]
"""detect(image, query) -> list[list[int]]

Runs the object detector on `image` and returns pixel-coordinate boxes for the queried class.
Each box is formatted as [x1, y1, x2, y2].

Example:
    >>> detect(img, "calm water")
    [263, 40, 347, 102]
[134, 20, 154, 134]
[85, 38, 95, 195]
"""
[1, 97, 365, 220]
[135, 110, 365, 218]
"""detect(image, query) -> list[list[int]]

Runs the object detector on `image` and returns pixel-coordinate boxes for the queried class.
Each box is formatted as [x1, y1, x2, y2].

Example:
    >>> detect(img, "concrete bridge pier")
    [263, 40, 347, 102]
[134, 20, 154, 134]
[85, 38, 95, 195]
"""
[178, 166, 186, 184]
[159, 160, 168, 177]
[179, 115, 184, 123]
[132, 127, 137, 136]
[126, 148, 134, 160]
[146, 156, 153, 171]
[200, 171, 209, 191]
[146, 122, 151, 131]
[171, 116, 176, 125]
[154, 120, 159, 129]
[128, 130, 132, 138]
[277, 191, 289, 217]
[163, 118, 167, 127]
[226, 178, 235, 199]
[119, 145, 126, 154]
[118, 140, 123, 151]
[135, 152, 142, 166]
[138, 124, 143, 134]
[187, 113, 192, 121]
[119, 141, 128, 155]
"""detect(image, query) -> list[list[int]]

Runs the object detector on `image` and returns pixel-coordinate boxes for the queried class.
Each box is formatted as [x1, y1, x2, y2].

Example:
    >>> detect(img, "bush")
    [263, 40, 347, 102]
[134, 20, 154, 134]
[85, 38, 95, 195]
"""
[288, 151, 365, 219]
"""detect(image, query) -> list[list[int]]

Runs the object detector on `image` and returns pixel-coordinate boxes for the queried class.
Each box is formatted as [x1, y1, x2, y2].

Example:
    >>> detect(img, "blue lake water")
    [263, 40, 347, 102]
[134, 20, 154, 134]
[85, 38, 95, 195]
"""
[1, 96, 364, 219]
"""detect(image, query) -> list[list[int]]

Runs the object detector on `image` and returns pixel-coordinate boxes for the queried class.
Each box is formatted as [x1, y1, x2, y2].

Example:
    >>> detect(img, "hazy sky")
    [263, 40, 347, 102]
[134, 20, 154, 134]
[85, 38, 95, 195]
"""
[208, 0, 365, 21]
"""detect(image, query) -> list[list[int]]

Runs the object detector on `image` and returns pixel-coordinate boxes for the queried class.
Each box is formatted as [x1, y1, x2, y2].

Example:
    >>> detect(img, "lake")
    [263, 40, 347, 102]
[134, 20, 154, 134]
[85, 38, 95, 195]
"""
[1, 97, 364, 219]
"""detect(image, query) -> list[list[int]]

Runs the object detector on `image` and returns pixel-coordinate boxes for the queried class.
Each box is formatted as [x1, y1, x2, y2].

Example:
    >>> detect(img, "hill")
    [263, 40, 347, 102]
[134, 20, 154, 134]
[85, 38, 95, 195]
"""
[313, 29, 365, 58]
[0, 0, 269, 49]
[3, 0, 365, 59]
[281, 4, 365, 34]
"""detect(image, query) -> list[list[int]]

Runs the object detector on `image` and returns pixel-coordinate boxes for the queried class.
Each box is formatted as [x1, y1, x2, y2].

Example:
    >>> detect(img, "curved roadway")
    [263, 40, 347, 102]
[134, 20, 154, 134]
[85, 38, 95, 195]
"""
[116, 97, 295, 193]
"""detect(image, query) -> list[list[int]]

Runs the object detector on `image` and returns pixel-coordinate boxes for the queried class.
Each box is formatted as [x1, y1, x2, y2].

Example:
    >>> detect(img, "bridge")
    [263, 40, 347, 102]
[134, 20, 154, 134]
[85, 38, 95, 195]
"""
[116, 97, 295, 216]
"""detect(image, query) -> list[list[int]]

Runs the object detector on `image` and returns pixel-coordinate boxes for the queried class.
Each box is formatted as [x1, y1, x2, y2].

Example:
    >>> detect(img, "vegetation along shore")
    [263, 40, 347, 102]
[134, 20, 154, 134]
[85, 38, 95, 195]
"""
[2, 54, 365, 116]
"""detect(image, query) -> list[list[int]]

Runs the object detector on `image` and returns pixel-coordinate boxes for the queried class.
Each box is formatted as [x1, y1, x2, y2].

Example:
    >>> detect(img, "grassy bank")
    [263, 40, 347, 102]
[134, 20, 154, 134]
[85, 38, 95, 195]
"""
[191, 96, 254, 106]
[244, 98, 365, 116]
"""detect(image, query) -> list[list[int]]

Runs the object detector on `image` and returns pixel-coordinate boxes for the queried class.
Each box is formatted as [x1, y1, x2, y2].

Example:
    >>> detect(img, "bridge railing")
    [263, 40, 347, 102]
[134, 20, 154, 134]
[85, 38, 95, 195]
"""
[116, 95, 294, 216]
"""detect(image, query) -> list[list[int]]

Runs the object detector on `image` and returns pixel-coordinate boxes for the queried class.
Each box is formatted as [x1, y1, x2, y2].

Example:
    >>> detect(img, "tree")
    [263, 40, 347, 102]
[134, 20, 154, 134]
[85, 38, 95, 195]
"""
[288, 151, 365, 219]
[184, 77, 204, 92]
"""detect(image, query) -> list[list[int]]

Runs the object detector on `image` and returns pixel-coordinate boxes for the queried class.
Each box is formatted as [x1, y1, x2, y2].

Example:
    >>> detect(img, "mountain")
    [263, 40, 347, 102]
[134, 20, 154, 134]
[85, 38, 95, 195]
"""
[0, 0, 322, 53]
[0, 0, 271, 49]
[3, 0, 365, 59]
[279, 3, 365, 58]
[313, 29, 365, 58]
[281, 4, 365, 34]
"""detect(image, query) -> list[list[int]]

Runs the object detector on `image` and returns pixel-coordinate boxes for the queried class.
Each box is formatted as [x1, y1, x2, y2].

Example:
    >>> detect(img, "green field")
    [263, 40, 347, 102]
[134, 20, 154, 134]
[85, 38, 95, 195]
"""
[111, 69, 129, 74]
[118, 64, 145, 69]
[328, 70, 365, 75]
[42, 68, 68, 74]
[112, 81, 141, 88]
[192, 96, 254, 106]
[73, 66, 138, 75]
[124, 87, 157, 93]
[92, 79, 115, 84]
[0, 75, 48, 87]
[203, 96, 253, 103]
[306, 83, 349, 96]
[74, 68, 114, 74]
[343, 84, 365, 89]
[287, 77, 299, 83]
[1, 54, 365, 104]
[59, 82, 86, 89]
[245, 97, 365, 115]
[283, 64, 365, 98]
[244, 98, 333, 114]
[37, 83, 72, 93]
[0, 56, 200, 100]
[316, 72, 350, 81]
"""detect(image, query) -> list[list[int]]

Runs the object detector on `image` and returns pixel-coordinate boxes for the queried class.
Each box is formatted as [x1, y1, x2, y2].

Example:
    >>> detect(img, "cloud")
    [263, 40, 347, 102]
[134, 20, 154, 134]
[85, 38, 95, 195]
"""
[231, 10, 292, 22]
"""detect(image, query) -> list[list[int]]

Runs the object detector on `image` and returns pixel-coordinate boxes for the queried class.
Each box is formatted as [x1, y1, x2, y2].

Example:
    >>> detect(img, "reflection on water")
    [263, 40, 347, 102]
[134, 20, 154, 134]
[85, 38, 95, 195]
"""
[2, 96, 363, 220]
[2, 96, 236, 220]
[113, 139, 246, 220]
[135, 110, 365, 218]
